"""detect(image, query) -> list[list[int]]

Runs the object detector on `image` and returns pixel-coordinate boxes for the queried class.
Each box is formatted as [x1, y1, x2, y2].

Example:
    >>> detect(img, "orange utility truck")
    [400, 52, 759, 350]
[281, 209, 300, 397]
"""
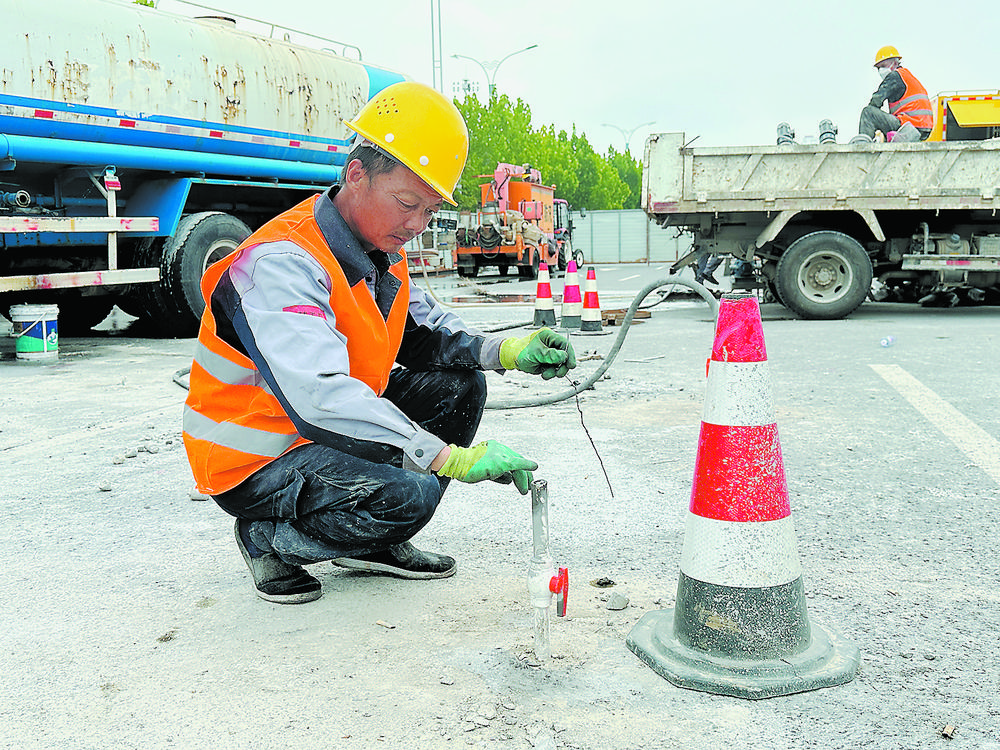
[453, 163, 579, 279]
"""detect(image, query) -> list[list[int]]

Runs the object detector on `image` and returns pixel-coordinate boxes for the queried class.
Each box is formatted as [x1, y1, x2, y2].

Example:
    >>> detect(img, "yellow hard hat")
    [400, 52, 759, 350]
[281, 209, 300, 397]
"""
[344, 81, 469, 206]
[874, 45, 901, 65]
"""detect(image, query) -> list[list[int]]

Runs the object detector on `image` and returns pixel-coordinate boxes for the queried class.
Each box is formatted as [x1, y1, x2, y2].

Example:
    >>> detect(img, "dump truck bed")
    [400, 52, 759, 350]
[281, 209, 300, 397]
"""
[643, 132, 1000, 220]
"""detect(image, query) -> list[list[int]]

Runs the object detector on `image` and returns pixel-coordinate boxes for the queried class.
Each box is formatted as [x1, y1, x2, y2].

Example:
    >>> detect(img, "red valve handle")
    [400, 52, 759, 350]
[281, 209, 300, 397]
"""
[549, 567, 569, 617]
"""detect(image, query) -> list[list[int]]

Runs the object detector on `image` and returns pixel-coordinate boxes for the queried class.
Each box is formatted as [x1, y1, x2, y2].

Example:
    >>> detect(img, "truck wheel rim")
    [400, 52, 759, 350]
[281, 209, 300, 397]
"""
[202, 238, 239, 276]
[797, 250, 853, 302]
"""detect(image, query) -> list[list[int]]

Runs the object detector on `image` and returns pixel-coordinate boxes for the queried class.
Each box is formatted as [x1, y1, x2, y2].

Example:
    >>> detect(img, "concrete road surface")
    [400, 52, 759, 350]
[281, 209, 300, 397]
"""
[2, 278, 998, 750]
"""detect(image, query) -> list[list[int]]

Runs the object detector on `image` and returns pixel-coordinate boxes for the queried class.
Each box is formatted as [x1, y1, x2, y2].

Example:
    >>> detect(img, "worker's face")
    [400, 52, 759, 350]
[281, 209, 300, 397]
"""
[875, 58, 899, 78]
[343, 160, 443, 253]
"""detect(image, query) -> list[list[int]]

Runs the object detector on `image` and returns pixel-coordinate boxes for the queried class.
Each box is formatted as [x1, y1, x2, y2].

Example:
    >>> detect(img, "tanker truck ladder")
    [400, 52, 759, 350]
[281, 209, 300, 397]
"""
[0, 168, 160, 294]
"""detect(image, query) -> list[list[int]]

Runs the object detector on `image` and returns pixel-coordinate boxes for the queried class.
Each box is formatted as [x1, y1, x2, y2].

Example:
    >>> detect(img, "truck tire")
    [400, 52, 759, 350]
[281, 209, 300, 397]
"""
[775, 231, 872, 319]
[138, 212, 251, 337]
[518, 248, 540, 280]
[557, 240, 582, 272]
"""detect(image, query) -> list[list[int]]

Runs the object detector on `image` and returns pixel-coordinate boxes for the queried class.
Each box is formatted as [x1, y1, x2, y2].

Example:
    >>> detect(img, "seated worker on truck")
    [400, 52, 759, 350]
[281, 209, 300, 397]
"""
[182, 81, 577, 604]
[856, 45, 933, 142]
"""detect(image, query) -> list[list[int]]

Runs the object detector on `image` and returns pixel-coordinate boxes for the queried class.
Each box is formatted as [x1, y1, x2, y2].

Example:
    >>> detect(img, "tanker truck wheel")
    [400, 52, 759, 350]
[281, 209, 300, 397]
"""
[775, 231, 872, 319]
[136, 212, 251, 337]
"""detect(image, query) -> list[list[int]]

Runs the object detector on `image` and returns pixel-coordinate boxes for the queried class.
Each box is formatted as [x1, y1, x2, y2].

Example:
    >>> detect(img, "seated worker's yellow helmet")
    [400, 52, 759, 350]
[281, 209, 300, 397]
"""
[344, 81, 469, 206]
[874, 45, 901, 65]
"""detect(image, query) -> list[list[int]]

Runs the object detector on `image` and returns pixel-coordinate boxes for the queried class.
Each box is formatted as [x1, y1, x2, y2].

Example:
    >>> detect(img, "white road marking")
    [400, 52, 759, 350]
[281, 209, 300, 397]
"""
[871, 364, 1000, 485]
[620, 274, 639, 281]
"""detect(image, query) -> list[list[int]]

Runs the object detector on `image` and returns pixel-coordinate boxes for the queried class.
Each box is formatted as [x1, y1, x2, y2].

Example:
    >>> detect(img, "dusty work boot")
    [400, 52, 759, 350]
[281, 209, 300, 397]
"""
[234, 519, 322, 604]
[332, 541, 457, 580]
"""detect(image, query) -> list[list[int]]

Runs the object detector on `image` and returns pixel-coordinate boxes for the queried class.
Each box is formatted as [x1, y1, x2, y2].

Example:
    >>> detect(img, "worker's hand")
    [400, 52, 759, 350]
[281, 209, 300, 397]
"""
[436, 440, 538, 495]
[500, 328, 577, 380]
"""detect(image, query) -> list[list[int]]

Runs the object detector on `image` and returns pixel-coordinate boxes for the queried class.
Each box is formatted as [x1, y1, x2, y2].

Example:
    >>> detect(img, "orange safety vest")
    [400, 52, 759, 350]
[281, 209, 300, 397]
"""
[889, 67, 933, 131]
[183, 194, 411, 495]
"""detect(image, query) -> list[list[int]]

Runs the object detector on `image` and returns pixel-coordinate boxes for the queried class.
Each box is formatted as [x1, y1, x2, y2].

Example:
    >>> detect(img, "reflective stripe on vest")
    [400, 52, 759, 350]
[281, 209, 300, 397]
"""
[193, 341, 260, 387]
[889, 68, 933, 129]
[183, 405, 299, 458]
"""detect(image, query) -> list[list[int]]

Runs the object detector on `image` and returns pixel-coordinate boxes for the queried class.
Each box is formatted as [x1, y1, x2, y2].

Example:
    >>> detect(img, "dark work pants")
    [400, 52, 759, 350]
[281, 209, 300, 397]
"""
[858, 105, 900, 138]
[213, 369, 487, 566]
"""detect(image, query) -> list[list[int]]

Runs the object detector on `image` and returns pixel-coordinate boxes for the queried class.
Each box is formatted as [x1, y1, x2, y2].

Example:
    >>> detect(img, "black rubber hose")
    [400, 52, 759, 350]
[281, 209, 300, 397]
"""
[172, 275, 720, 411]
[484, 275, 718, 410]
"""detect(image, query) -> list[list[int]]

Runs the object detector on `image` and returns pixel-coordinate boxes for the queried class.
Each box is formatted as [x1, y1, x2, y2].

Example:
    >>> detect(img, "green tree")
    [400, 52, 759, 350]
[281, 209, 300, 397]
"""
[454, 95, 632, 212]
[606, 147, 642, 209]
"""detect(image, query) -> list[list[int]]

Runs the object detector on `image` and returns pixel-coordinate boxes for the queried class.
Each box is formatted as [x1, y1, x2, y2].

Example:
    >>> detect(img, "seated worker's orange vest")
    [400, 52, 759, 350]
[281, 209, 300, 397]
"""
[889, 67, 933, 131]
[183, 194, 410, 495]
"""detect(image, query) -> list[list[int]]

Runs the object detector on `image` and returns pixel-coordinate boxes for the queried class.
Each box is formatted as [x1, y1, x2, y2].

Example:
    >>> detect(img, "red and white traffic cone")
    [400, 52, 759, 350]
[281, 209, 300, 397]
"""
[627, 293, 860, 699]
[560, 260, 582, 329]
[532, 262, 557, 328]
[580, 267, 603, 332]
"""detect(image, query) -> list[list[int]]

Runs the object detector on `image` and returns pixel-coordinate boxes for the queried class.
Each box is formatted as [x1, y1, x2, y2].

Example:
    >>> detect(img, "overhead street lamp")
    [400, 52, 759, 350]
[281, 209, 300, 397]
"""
[451, 44, 538, 98]
[602, 121, 656, 153]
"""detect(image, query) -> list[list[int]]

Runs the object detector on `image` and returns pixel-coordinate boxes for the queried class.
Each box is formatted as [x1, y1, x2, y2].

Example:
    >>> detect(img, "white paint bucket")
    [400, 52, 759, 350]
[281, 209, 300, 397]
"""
[9, 304, 60, 361]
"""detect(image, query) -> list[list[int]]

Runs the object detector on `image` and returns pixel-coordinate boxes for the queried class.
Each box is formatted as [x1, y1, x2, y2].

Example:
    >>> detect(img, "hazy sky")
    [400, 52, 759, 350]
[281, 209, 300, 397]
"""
[158, 0, 998, 155]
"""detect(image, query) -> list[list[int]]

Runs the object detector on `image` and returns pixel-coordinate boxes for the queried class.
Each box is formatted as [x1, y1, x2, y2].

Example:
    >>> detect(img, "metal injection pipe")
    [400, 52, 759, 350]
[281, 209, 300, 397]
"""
[527, 479, 568, 662]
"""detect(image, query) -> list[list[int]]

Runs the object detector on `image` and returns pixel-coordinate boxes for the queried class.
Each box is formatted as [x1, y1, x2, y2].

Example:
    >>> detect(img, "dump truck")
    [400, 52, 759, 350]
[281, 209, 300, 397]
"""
[643, 91, 1000, 319]
[453, 163, 581, 279]
[0, 0, 405, 336]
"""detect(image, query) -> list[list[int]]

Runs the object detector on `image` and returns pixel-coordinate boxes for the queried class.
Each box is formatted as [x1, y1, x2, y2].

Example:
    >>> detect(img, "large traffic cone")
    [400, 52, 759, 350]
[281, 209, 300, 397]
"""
[626, 293, 860, 699]
[559, 260, 582, 329]
[532, 262, 557, 327]
[579, 267, 603, 332]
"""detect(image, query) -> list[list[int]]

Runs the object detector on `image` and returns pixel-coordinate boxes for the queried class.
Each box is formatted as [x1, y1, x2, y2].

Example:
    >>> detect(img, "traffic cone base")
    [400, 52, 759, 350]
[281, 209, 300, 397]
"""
[626, 293, 860, 699]
[627, 602, 860, 700]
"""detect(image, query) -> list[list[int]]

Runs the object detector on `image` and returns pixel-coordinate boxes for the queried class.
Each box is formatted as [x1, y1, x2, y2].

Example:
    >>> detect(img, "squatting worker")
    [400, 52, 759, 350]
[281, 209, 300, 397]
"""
[182, 82, 577, 604]
[858, 45, 933, 141]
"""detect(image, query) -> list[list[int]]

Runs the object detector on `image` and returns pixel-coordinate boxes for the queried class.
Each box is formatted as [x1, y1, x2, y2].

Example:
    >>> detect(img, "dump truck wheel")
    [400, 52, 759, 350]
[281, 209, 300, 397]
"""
[775, 231, 872, 319]
[136, 212, 251, 337]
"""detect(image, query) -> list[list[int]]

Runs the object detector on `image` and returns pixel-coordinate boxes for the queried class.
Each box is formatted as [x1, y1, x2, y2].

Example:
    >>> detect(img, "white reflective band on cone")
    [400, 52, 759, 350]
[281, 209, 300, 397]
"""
[703, 360, 776, 426]
[680, 513, 802, 588]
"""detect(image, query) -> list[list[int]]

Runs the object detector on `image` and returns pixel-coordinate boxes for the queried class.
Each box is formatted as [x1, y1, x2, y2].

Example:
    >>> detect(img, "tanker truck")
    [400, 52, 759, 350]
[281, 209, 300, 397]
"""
[643, 92, 1000, 319]
[0, 0, 405, 336]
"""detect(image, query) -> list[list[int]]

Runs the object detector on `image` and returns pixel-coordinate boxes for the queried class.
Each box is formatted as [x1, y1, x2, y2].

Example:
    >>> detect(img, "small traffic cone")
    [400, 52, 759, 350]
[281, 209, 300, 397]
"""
[532, 262, 557, 327]
[559, 260, 582, 329]
[626, 293, 860, 699]
[580, 267, 603, 332]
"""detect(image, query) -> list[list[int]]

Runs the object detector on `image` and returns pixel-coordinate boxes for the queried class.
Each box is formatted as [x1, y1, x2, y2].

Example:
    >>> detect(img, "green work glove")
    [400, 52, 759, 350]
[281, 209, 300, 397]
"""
[499, 327, 577, 380]
[436, 440, 538, 495]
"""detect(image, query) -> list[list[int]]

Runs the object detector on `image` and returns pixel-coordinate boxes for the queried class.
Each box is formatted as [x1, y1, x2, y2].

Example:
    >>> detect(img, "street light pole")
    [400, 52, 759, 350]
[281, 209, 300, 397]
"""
[451, 44, 538, 98]
[602, 121, 656, 153]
